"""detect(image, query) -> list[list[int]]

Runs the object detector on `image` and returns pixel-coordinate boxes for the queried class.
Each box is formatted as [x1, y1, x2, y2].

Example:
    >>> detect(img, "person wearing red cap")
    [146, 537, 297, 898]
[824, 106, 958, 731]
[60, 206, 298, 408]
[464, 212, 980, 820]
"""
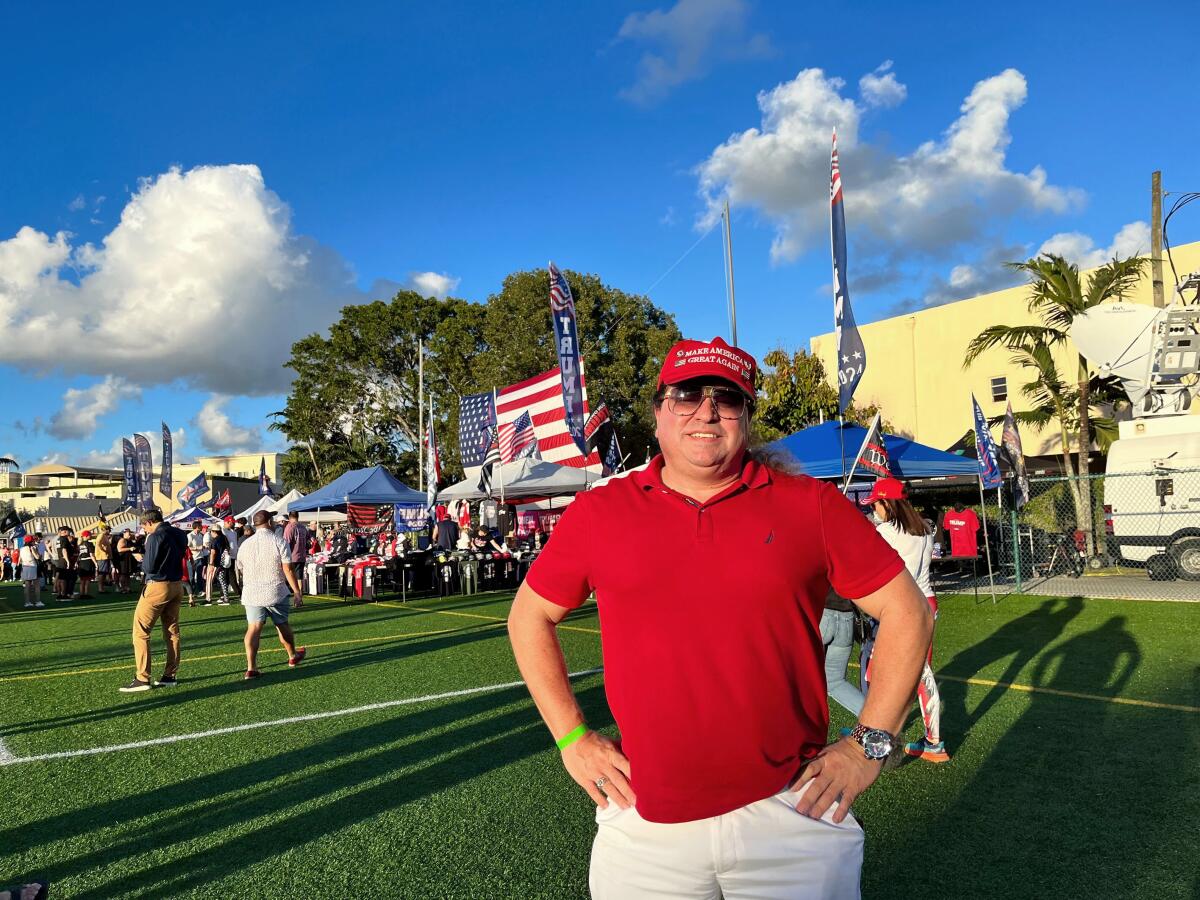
[508, 336, 934, 898]
[860, 478, 950, 764]
[19, 535, 44, 609]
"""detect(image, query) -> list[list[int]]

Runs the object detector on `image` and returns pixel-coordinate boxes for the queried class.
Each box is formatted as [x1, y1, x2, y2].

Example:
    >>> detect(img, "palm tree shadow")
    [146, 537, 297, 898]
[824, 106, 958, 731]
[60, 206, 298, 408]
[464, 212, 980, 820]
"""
[872, 614, 1175, 898]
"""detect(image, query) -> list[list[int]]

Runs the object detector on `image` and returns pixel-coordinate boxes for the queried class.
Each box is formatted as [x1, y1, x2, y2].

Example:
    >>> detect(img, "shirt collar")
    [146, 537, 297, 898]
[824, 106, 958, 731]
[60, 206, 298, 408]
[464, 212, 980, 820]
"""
[632, 452, 773, 494]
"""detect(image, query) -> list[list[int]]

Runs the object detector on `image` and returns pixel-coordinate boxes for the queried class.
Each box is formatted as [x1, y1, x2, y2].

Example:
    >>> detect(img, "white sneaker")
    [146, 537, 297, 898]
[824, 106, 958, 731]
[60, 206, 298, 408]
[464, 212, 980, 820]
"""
[23, 601, 33, 608]
[34, 600, 45, 608]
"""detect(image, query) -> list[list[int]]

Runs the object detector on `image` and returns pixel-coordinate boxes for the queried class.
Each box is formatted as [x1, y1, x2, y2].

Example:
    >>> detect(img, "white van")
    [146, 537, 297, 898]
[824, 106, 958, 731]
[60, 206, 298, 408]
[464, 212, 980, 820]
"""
[1104, 416, 1200, 580]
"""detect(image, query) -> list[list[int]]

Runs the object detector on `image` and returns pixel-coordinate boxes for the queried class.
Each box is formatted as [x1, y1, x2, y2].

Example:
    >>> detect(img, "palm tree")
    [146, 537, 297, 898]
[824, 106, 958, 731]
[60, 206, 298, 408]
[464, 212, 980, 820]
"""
[964, 253, 1146, 559]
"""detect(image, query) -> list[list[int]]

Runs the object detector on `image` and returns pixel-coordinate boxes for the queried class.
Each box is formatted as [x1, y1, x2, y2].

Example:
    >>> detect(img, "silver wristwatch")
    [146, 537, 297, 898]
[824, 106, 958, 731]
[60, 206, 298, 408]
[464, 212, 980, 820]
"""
[848, 723, 895, 761]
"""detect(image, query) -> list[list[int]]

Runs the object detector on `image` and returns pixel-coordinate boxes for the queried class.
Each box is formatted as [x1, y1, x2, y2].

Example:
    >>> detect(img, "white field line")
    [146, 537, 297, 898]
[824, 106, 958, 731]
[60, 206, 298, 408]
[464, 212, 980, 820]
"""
[0, 667, 604, 768]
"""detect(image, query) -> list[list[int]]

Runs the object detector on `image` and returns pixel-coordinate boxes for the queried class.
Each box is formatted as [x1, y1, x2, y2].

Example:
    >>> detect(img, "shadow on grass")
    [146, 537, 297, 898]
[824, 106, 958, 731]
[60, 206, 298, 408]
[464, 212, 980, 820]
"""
[937, 596, 1084, 748]
[1, 621, 508, 739]
[871, 613, 1194, 899]
[17, 681, 613, 899]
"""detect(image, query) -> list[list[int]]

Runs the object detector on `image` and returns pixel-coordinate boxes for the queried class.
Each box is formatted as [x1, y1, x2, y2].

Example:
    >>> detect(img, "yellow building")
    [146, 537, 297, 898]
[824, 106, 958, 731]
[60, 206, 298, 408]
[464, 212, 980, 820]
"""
[810, 239, 1200, 458]
[2, 452, 284, 518]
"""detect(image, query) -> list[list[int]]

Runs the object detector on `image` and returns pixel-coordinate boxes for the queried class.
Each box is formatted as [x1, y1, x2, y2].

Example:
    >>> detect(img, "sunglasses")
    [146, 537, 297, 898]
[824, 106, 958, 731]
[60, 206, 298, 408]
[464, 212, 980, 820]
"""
[664, 385, 750, 420]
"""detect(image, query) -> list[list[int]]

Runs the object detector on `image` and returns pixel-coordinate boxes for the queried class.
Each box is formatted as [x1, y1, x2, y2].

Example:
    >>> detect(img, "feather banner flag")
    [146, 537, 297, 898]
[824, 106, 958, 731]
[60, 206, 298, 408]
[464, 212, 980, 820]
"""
[831, 129, 866, 415]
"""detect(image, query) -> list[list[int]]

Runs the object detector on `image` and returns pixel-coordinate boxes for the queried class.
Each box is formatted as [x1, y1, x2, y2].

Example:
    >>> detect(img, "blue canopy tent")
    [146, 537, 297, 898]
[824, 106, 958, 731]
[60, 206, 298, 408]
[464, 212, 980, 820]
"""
[767, 422, 980, 481]
[287, 466, 427, 512]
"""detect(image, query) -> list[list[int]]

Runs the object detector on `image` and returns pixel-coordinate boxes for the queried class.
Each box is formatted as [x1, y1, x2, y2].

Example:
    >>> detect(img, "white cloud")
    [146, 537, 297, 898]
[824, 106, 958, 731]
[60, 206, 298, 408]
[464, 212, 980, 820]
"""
[195, 395, 259, 453]
[898, 241, 1030, 312]
[696, 67, 1082, 265]
[68, 194, 86, 212]
[48, 375, 141, 440]
[406, 271, 461, 299]
[859, 61, 906, 108]
[0, 164, 362, 395]
[617, 0, 772, 105]
[1037, 221, 1150, 268]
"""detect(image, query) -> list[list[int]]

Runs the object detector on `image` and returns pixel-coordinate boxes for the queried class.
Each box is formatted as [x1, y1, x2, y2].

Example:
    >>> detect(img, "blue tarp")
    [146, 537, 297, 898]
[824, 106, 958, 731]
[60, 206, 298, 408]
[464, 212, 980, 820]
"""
[287, 466, 427, 512]
[768, 422, 980, 480]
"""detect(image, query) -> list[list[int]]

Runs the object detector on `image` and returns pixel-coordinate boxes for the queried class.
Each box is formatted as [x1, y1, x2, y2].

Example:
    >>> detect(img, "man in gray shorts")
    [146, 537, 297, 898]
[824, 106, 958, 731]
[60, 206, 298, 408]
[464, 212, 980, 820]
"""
[236, 510, 306, 680]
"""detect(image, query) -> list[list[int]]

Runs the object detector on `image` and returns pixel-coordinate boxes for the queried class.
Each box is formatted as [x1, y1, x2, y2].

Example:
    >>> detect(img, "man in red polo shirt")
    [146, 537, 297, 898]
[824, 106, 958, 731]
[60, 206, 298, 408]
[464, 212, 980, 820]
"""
[508, 337, 934, 899]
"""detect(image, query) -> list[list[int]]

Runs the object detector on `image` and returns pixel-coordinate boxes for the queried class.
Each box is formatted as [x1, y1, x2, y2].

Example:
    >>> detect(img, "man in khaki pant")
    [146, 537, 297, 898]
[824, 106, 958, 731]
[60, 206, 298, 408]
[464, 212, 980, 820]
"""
[120, 508, 188, 693]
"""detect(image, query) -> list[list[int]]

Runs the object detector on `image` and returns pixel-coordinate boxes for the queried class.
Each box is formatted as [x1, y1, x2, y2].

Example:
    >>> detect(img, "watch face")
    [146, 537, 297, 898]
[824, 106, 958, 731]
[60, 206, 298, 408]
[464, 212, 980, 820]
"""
[862, 729, 892, 759]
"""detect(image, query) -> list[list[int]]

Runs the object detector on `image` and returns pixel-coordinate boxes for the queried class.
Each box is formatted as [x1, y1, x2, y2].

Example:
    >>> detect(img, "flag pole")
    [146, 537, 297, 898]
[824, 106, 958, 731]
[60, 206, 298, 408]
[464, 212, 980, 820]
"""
[722, 199, 738, 347]
[417, 339, 424, 494]
[494, 388, 505, 506]
[976, 476, 999, 604]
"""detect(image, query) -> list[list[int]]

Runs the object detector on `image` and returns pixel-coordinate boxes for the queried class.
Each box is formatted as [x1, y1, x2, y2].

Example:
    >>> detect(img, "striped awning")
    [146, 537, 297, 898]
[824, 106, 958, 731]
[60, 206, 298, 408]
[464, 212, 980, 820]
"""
[23, 510, 141, 536]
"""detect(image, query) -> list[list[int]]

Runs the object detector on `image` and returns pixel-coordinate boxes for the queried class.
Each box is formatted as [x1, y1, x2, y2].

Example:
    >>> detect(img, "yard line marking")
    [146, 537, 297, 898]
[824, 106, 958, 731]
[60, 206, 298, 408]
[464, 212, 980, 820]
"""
[0, 735, 12, 763]
[845, 662, 1199, 713]
[0, 667, 605, 767]
[0, 623, 505, 683]
[939, 673, 1200, 713]
[374, 600, 601, 636]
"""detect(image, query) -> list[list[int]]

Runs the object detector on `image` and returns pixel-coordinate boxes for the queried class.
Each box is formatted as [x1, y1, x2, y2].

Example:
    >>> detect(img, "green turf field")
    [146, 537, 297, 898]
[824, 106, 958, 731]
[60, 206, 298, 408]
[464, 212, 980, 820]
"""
[1, 583, 1196, 899]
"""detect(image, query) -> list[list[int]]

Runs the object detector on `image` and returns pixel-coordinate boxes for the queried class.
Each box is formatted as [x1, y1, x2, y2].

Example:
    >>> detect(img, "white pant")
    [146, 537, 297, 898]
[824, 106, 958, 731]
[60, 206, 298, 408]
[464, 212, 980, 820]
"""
[589, 780, 863, 899]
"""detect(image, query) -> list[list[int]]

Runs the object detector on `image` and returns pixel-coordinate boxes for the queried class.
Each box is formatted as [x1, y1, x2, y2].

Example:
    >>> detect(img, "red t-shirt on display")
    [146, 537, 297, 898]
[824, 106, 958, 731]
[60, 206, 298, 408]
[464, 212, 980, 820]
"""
[942, 508, 980, 557]
[524, 455, 904, 824]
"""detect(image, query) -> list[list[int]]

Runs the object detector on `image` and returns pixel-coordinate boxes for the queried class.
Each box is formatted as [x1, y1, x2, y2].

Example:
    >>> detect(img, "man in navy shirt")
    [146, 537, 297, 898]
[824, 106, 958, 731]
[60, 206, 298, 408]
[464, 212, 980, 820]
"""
[120, 508, 188, 693]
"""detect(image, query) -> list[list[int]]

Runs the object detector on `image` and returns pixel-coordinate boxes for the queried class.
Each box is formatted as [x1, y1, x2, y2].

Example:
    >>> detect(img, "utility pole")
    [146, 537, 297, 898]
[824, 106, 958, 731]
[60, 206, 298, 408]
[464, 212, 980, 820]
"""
[1152, 170, 1165, 308]
[417, 339, 424, 493]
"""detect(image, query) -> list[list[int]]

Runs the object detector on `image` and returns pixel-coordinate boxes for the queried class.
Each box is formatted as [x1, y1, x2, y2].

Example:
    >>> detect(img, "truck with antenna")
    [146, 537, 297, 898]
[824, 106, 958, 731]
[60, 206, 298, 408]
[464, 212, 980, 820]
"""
[1071, 269, 1200, 579]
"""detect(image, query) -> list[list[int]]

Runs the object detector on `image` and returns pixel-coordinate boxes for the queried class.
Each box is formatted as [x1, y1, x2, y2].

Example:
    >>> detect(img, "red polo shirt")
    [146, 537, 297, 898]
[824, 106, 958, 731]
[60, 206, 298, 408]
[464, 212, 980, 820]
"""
[525, 454, 904, 824]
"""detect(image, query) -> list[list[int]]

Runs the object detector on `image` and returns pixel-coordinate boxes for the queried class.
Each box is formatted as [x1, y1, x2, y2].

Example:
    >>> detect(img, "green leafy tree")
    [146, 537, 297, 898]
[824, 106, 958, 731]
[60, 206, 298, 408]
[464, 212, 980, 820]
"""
[964, 253, 1146, 557]
[273, 270, 681, 491]
[754, 347, 885, 442]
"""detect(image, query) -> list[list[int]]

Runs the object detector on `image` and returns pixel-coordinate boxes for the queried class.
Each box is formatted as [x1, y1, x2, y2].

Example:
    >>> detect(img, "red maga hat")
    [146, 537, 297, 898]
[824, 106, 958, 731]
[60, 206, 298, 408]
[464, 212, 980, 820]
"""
[657, 336, 756, 398]
[859, 477, 907, 505]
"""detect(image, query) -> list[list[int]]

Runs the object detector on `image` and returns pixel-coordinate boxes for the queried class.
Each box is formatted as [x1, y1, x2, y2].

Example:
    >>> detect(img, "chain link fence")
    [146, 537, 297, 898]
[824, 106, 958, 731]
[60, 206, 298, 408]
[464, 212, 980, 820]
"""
[929, 468, 1200, 601]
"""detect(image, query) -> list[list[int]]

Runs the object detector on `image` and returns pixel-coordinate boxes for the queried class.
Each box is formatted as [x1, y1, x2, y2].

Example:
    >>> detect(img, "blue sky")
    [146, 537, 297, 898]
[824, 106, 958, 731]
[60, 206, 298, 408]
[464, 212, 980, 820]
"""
[1, 0, 1197, 468]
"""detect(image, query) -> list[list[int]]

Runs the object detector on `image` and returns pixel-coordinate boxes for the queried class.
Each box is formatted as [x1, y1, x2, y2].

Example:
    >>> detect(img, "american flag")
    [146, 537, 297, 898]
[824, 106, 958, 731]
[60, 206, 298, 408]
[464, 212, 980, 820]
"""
[498, 410, 539, 463]
[458, 365, 601, 477]
[347, 503, 394, 533]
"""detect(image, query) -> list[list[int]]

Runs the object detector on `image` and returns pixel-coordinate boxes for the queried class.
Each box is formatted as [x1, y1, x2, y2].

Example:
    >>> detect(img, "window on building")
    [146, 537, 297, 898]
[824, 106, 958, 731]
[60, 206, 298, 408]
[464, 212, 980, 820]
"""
[991, 376, 1007, 402]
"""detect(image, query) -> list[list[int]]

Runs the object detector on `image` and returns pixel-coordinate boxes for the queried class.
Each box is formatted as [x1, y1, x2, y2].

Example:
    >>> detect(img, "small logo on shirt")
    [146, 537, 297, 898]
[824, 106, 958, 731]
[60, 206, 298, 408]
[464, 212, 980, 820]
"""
[764, 531, 774, 544]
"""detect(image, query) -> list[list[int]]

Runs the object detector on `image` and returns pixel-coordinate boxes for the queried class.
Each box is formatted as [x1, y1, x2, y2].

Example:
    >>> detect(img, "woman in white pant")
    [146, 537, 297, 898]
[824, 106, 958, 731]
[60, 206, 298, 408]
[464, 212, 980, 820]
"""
[860, 478, 950, 763]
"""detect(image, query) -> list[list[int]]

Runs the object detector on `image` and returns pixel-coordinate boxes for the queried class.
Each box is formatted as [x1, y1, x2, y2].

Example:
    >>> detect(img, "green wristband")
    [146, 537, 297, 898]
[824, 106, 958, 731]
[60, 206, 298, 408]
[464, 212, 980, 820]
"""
[556, 724, 588, 751]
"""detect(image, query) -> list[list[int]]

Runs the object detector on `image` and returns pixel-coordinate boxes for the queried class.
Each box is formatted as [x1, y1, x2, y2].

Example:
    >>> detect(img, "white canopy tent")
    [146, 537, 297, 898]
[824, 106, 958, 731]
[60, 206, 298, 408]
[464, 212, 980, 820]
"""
[232, 495, 275, 522]
[437, 458, 595, 502]
[269, 489, 304, 514]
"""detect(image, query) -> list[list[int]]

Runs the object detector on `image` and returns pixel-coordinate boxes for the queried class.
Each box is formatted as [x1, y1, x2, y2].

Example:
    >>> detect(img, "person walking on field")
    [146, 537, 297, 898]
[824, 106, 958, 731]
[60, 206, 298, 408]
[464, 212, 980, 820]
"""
[185, 521, 206, 593]
[508, 336, 933, 900]
[95, 525, 113, 593]
[120, 508, 187, 693]
[282, 511, 308, 605]
[205, 523, 232, 605]
[76, 530, 97, 599]
[237, 510, 306, 680]
[861, 478, 950, 764]
[19, 536, 43, 609]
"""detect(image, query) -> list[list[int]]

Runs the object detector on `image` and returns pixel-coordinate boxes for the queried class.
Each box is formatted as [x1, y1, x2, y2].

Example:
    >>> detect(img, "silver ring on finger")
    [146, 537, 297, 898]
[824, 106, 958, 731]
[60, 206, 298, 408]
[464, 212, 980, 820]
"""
[595, 776, 608, 789]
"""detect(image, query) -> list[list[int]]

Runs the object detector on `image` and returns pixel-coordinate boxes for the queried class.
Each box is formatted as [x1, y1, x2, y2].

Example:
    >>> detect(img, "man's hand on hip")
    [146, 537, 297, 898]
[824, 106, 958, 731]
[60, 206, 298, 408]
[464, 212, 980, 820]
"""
[562, 731, 635, 810]
[791, 737, 883, 823]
